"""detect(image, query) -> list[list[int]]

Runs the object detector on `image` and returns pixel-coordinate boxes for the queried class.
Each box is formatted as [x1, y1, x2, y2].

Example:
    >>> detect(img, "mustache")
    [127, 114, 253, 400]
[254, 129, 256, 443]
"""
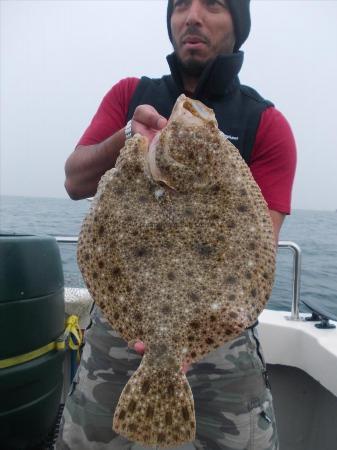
[180, 27, 210, 45]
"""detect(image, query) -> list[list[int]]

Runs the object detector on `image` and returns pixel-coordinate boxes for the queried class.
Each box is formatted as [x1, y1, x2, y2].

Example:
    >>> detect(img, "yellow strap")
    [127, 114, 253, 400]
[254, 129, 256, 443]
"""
[60, 315, 83, 351]
[0, 341, 57, 369]
[0, 315, 83, 370]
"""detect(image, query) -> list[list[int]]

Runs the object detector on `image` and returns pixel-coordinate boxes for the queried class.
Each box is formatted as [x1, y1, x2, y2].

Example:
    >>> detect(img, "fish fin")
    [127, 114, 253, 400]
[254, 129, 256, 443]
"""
[113, 360, 195, 448]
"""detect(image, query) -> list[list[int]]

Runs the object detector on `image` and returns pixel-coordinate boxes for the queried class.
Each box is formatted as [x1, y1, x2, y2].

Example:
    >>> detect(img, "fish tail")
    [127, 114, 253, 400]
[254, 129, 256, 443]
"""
[113, 358, 195, 448]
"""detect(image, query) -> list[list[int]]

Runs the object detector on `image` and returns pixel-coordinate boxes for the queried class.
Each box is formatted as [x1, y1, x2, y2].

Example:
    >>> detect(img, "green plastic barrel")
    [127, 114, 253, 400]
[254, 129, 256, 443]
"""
[0, 234, 65, 449]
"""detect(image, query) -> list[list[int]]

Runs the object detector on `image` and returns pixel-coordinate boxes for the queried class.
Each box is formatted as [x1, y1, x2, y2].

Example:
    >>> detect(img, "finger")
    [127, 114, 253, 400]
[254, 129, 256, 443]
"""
[157, 116, 168, 130]
[133, 105, 167, 131]
[134, 340, 145, 355]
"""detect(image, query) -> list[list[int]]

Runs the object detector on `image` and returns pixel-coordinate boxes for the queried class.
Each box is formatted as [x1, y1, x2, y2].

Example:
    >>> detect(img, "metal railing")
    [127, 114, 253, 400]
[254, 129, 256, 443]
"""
[55, 237, 302, 321]
[56, 236, 78, 244]
[277, 241, 302, 321]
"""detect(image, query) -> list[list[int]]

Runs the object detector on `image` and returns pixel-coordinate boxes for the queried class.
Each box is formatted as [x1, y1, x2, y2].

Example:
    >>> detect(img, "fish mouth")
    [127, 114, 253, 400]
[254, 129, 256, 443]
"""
[146, 95, 217, 188]
[147, 132, 179, 190]
[169, 94, 217, 127]
[147, 133, 167, 184]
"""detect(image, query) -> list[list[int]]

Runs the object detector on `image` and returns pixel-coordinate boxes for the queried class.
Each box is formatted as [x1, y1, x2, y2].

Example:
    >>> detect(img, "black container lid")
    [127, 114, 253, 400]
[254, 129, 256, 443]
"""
[0, 234, 64, 302]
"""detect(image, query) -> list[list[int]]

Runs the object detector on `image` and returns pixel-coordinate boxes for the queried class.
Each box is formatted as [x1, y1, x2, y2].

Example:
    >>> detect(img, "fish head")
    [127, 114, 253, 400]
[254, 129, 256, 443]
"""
[147, 94, 223, 192]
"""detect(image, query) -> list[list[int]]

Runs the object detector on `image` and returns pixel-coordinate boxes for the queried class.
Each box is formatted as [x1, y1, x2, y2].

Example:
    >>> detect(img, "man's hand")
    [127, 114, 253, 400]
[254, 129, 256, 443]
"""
[132, 340, 190, 374]
[133, 340, 146, 355]
[131, 105, 167, 143]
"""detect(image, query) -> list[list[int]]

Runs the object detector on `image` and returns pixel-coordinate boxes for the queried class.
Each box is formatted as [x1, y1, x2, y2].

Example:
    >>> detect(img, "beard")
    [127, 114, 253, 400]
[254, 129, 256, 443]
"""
[172, 41, 209, 77]
[172, 29, 211, 78]
[176, 54, 208, 77]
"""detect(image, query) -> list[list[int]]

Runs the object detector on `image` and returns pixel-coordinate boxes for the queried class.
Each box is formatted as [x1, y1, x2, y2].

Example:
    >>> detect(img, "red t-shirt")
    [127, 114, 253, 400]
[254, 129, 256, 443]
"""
[78, 78, 296, 214]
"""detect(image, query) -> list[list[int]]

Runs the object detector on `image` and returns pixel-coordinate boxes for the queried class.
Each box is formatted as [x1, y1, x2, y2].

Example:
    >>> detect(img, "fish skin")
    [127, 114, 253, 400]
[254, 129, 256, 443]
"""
[77, 94, 276, 448]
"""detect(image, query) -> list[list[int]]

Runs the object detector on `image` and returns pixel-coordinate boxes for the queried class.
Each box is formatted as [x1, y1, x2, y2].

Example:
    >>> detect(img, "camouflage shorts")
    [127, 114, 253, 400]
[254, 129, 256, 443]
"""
[56, 307, 278, 450]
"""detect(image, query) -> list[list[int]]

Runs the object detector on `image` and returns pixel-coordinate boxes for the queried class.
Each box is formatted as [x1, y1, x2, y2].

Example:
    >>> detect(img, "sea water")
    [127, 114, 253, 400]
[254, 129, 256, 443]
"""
[1, 195, 336, 317]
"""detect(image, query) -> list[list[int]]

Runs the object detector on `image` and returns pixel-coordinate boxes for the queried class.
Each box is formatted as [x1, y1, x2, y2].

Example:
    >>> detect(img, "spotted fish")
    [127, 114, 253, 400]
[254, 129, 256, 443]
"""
[77, 94, 276, 448]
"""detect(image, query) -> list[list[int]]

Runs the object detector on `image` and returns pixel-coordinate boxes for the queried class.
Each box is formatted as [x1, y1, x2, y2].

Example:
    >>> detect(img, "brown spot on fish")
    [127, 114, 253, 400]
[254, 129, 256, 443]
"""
[189, 321, 200, 330]
[145, 405, 154, 418]
[118, 410, 126, 420]
[167, 383, 175, 397]
[211, 184, 220, 194]
[137, 284, 146, 294]
[98, 225, 105, 236]
[225, 275, 237, 285]
[128, 423, 137, 432]
[138, 195, 148, 203]
[134, 312, 142, 321]
[141, 379, 151, 395]
[188, 291, 200, 302]
[161, 304, 172, 314]
[195, 243, 215, 257]
[134, 247, 149, 258]
[238, 204, 248, 213]
[182, 407, 190, 421]
[127, 400, 137, 413]
[167, 271, 176, 281]
[112, 266, 122, 277]
[98, 261, 104, 269]
[156, 223, 164, 232]
[165, 412, 173, 426]
[248, 242, 256, 250]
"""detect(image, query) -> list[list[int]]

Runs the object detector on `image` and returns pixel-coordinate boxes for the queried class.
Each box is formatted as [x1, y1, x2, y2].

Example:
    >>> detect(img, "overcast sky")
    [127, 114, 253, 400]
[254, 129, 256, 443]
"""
[1, 0, 337, 211]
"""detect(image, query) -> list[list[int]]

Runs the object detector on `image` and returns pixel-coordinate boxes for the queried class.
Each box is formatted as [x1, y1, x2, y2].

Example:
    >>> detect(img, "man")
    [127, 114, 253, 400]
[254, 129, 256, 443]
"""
[58, 1, 296, 449]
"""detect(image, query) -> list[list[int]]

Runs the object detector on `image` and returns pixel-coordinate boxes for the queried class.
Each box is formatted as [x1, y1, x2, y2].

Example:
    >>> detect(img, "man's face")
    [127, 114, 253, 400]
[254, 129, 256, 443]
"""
[170, 0, 235, 76]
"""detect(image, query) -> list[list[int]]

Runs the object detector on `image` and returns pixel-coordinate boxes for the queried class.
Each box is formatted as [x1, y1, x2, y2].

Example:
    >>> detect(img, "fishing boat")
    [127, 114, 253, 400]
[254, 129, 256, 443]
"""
[1, 235, 337, 450]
